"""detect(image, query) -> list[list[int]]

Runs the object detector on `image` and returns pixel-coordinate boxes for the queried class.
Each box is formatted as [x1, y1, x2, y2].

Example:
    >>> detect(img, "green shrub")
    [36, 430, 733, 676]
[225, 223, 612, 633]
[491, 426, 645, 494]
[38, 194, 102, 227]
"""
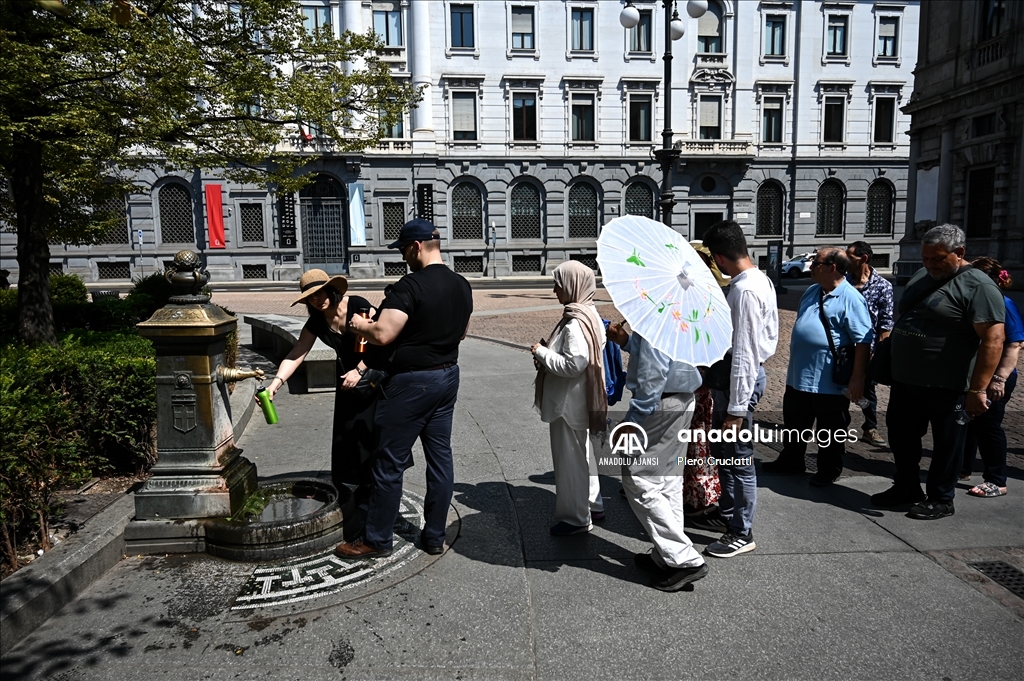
[126, 272, 175, 317]
[49, 273, 88, 305]
[0, 332, 157, 569]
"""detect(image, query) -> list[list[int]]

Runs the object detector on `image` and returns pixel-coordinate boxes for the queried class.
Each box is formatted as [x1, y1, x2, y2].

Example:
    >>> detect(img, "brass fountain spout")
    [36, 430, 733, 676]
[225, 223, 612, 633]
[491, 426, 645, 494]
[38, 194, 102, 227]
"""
[217, 366, 266, 385]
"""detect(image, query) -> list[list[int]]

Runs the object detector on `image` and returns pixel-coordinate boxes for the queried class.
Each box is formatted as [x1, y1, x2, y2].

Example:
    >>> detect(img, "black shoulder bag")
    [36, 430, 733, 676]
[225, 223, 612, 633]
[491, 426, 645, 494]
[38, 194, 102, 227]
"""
[818, 289, 855, 386]
[867, 265, 973, 385]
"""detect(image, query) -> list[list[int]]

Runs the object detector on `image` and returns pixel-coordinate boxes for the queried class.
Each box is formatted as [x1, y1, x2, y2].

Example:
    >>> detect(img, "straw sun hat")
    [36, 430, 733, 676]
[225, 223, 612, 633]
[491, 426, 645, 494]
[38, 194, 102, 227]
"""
[291, 269, 349, 306]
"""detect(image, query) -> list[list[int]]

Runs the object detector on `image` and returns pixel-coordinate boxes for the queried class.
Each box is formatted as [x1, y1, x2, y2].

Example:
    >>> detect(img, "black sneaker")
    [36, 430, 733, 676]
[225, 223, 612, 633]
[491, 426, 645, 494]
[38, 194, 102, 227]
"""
[687, 508, 729, 533]
[761, 459, 805, 475]
[907, 499, 955, 520]
[809, 472, 841, 487]
[870, 485, 926, 508]
[651, 562, 709, 592]
[705, 531, 756, 558]
[634, 552, 659, 573]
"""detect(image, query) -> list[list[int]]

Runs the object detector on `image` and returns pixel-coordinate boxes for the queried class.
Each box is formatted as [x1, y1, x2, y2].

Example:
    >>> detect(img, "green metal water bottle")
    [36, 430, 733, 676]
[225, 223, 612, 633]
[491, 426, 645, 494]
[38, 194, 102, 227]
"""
[255, 384, 279, 424]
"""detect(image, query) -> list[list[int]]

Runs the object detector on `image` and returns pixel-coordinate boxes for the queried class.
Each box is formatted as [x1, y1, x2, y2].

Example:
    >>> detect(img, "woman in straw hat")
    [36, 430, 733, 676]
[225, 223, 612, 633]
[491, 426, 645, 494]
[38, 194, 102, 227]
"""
[531, 261, 607, 536]
[261, 269, 382, 534]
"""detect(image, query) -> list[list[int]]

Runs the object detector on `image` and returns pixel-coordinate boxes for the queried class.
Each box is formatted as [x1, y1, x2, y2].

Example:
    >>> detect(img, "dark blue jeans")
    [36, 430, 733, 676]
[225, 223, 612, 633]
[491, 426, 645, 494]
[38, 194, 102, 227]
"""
[886, 381, 967, 503]
[960, 370, 1016, 487]
[364, 366, 460, 550]
[860, 380, 879, 431]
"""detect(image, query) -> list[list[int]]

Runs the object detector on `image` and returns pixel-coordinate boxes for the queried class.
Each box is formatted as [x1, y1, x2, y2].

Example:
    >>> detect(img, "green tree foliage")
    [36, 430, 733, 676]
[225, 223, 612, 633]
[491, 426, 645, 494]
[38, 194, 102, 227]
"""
[0, 0, 419, 345]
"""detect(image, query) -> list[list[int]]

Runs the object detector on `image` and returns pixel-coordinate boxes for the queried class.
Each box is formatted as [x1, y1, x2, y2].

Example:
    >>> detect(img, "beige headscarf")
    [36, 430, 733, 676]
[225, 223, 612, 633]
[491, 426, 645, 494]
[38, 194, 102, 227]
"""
[534, 261, 608, 433]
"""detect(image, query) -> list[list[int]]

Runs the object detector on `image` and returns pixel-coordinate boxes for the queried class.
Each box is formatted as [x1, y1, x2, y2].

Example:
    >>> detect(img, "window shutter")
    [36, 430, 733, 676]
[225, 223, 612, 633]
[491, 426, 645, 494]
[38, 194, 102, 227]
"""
[878, 18, 897, 37]
[764, 98, 781, 110]
[700, 98, 721, 127]
[453, 93, 476, 132]
[511, 7, 532, 33]
[698, 10, 720, 37]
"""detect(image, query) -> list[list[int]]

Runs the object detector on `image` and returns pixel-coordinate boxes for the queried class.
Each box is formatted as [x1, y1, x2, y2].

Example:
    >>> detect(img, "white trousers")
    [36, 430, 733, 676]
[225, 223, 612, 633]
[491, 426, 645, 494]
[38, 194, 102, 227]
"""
[622, 393, 705, 569]
[549, 418, 604, 527]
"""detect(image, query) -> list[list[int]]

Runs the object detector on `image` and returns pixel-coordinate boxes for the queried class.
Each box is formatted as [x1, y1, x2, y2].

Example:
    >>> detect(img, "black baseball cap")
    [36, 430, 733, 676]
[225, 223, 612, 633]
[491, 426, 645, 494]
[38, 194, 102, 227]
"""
[388, 218, 439, 249]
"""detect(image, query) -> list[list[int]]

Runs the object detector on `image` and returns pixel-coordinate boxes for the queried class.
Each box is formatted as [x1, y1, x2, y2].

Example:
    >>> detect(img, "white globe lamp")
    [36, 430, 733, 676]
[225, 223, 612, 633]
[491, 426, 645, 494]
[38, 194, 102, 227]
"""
[619, 3, 640, 29]
[687, 0, 709, 19]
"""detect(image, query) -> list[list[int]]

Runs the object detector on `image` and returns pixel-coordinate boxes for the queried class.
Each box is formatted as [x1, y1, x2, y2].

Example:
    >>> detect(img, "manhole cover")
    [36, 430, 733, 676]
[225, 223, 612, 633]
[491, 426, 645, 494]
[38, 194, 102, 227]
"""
[968, 560, 1024, 599]
[231, 490, 429, 610]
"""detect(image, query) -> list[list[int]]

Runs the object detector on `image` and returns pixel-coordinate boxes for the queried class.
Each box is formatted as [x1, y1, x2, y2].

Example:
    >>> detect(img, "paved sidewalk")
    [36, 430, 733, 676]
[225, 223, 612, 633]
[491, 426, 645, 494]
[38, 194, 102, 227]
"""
[3, 336, 1023, 680]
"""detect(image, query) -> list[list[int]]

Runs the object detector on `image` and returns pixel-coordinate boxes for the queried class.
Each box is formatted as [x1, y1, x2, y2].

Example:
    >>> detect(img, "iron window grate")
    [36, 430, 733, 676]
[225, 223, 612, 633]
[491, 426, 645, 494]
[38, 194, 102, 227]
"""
[384, 261, 408, 277]
[453, 256, 483, 275]
[624, 183, 654, 219]
[241, 264, 267, 279]
[451, 183, 483, 241]
[239, 204, 265, 243]
[382, 202, 406, 242]
[865, 181, 893, 235]
[570, 254, 599, 272]
[868, 254, 890, 269]
[96, 194, 129, 245]
[512, 255, 541, 274]
[510, 184, 542, 240]
[968, 561, 1024, 599]
[159, 183, 195, 244]
[49, 263, 64, 276]
[97, 262, 131, 280]
[568, 184, 598, 239]
[756, 183, 784, 237]
[815, 180, 845, 236]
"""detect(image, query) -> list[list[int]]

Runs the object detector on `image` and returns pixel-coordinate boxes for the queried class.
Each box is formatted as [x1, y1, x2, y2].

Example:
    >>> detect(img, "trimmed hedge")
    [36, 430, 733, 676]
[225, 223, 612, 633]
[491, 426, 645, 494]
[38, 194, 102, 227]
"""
[1, 332, 156, 569]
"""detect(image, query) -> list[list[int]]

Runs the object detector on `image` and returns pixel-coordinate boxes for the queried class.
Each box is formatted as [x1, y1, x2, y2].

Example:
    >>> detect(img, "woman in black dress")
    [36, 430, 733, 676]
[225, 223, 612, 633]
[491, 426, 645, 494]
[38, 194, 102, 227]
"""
[262, 270, 382, 533]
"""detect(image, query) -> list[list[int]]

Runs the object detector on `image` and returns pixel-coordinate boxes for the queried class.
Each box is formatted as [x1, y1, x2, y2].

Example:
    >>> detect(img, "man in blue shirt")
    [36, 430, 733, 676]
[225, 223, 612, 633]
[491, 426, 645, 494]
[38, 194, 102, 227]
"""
[607, 324, 709, 592]
[763, 248, 873, 486]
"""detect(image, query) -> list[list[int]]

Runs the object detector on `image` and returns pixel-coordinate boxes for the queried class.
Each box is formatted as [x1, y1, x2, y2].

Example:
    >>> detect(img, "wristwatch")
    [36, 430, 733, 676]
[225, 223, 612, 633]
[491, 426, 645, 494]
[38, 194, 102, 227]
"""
[356, 366, 366, 377]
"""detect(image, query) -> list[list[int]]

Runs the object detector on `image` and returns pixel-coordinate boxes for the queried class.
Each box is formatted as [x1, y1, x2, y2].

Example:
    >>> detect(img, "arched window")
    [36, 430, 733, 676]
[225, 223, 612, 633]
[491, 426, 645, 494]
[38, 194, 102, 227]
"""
[815, 180, 845, 236]
[158, 183, 195, 244]
[96, 193, 129, 245]
[451, 182, 483, 241]
[865, 180, 894, 235]
[567, 183, 599, 239]
[510, 183, 542, 240]
[698, 1, 723, 53]
[624, 182, 655, 219]
[756, 182, 784, 237]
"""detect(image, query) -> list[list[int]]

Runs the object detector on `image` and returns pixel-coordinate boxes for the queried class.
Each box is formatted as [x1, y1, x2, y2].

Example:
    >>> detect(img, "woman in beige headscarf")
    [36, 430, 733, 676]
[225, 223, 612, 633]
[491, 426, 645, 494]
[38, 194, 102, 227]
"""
[531, 261, 608, 536]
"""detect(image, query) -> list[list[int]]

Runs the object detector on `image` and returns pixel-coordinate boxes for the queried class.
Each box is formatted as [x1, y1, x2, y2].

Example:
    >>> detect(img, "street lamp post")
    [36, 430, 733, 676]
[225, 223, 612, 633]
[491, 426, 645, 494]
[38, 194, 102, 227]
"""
[620, 0, 707, 229]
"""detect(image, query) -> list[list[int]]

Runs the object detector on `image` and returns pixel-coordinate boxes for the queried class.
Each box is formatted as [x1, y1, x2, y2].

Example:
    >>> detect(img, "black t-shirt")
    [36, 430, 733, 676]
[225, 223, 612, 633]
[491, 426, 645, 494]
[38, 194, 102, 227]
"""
[377, 264, 473, 372]
[303, 295, 386, 372]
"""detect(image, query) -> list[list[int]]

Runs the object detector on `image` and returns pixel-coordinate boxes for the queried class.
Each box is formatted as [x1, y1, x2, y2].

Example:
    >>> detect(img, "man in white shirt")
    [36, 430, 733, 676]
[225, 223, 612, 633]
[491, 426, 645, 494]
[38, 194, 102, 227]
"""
[695, 221, 779, 558]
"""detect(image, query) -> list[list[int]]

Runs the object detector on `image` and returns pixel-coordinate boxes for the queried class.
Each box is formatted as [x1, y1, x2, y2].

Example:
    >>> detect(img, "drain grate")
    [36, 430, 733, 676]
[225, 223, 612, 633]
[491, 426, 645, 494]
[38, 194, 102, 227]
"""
[968, 561, 1024, 599]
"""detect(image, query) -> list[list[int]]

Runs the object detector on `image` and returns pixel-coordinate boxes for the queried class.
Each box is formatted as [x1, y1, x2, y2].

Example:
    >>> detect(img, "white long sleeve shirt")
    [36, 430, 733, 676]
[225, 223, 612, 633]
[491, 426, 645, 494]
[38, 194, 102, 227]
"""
[534, 308, 605, 430]
[726, 268, 778, 417]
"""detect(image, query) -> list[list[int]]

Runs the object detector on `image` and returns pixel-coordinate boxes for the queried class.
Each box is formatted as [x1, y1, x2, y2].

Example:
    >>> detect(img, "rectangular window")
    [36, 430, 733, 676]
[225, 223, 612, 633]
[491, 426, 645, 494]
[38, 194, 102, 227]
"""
[823, 96, 844, 143]
[373, 9, 402, 46]
[967, 167, 995, 237]
[301, 6, 331, 34]
[451, 4, 474, 48]
[697, 8, 722, 53]
[571, 94, 595, 141]
[827, 16, 847, 56]
[571, 8, 594, 51]
[699, 96, 721, 140]
[380, 108, 404, 138]
[762, 97, 783, 143]
[973, 113, 996, 137]
[981, 0, 1005, 41]
[452, 92, 477, 140]
[630, 10, 652, 52]
[511, 6, 534, 49]
[873, 97, 896, 144]
[629, 95, 652, 142]
[878, 17, 898, 56]
[765, 15, 785, 56]
[512, 93, 537, 141]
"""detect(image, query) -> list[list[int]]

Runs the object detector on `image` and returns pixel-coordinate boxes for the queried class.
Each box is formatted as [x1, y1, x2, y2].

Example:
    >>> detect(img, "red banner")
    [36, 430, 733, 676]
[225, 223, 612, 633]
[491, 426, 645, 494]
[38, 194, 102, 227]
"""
[205, 184, 226, 249]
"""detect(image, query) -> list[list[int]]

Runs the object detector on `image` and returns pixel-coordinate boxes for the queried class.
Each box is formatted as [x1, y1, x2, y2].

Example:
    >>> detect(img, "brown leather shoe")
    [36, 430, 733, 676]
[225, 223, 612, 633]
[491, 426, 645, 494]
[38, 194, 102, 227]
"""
[334, 539, 392, 559]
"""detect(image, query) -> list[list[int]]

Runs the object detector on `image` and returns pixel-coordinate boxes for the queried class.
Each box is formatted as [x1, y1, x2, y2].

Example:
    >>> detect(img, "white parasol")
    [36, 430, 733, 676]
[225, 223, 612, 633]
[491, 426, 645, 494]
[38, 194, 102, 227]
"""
[597, 215, 732, 366]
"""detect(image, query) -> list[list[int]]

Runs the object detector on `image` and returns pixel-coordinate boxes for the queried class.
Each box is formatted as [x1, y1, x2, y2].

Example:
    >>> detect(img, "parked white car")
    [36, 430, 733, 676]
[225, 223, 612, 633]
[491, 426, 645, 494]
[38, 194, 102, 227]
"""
[781, 253, 816, 278]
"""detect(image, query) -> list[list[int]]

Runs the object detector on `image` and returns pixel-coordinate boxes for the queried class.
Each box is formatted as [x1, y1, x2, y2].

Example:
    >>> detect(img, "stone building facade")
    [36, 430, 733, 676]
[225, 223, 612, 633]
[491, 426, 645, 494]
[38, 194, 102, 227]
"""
[1, 0, 920, 283]
[896, 0, 1023, 284]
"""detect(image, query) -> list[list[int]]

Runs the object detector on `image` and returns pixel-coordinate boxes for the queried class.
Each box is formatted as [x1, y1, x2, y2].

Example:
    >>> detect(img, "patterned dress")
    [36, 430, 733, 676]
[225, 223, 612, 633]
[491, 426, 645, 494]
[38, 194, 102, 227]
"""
[683, 386, 720, 510]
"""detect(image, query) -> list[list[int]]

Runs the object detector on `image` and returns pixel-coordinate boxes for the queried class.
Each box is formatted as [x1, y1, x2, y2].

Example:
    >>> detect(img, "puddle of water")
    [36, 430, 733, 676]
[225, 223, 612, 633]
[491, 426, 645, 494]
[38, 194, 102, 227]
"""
[259, 495, 325, 522]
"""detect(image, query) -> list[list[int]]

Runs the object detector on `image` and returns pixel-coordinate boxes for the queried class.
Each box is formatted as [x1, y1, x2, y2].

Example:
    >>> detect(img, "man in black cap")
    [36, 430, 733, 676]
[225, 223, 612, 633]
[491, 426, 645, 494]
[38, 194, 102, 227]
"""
[339, 219, 473, 557]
